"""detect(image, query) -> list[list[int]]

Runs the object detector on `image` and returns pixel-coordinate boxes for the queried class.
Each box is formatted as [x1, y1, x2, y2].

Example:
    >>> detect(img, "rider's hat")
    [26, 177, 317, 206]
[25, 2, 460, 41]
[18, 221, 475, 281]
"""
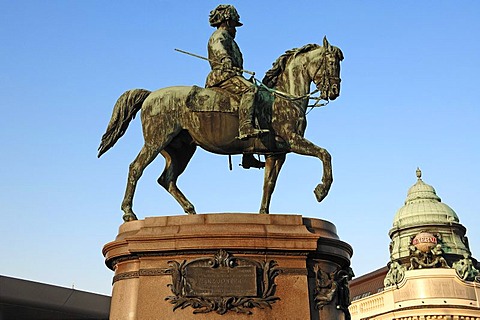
[209, 5, 243, 27]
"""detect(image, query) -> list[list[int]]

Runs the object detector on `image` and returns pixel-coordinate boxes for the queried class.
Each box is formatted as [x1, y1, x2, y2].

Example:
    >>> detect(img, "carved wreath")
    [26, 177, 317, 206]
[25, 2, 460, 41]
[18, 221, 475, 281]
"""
[165, 250, 280, 315]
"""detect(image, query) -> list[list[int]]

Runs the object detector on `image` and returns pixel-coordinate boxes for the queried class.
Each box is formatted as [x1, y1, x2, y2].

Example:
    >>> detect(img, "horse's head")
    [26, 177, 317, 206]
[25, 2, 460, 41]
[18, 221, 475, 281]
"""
[262, 39, 344, 103]
[309, 37, 344, 101]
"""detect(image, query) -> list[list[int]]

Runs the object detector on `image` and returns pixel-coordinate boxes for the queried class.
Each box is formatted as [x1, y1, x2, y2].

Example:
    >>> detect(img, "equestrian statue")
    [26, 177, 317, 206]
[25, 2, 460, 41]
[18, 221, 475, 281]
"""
[98, 5, 344, 222]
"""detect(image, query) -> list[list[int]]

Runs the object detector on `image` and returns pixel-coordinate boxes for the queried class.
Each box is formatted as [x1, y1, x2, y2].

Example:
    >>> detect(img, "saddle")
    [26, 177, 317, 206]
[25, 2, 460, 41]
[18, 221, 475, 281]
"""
[185, 85, 241, 113]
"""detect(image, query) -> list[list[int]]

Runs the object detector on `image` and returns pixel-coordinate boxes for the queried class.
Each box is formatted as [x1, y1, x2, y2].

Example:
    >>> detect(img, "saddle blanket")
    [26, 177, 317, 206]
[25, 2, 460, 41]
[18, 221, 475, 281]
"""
[186, 85, 240, 113]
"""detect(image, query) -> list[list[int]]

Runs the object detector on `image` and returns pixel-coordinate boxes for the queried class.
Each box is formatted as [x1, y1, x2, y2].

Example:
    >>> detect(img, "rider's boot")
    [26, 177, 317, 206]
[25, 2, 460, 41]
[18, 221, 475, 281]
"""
[237, 91, 269, 140]
[241, 154, 265, 169]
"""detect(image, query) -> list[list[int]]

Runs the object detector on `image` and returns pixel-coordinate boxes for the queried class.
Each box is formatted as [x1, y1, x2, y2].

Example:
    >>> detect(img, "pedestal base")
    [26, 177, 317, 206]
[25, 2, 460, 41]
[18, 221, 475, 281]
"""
[103, 213, 353, 320]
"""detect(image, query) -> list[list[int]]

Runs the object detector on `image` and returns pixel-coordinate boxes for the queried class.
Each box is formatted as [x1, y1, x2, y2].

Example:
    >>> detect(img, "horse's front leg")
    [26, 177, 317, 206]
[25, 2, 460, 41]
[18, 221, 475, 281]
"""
[288, 134, 332, 202]
[259, 154, 286, 214]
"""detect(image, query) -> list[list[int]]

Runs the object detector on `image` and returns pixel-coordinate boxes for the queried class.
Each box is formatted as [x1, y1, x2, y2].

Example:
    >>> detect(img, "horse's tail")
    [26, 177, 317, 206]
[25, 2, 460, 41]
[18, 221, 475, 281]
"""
[97, 89, 151, 158]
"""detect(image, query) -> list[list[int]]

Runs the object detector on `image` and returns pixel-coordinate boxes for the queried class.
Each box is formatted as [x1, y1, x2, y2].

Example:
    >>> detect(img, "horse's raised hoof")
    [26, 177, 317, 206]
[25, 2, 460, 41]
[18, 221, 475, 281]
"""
[314, 183, 329, 202]
[122, 212, 138, 222]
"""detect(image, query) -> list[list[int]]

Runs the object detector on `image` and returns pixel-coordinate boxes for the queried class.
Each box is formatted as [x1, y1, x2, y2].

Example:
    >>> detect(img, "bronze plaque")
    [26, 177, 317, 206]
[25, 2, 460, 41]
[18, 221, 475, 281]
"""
[165, 250, 280, 314]
[185, 265, 257, 297]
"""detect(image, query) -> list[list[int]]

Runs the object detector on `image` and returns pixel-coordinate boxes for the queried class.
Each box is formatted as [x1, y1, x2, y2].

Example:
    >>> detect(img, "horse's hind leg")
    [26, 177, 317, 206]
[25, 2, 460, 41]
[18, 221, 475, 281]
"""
[259, 153, 286, 214]
[157, 137, 197, 214]
[121, 144, 161, 221]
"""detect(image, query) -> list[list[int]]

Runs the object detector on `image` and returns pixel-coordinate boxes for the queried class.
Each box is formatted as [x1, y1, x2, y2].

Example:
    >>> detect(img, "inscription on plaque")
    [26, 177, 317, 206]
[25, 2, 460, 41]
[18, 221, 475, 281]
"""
[165, 250, 280, 315]
[185, 266, 257, 296]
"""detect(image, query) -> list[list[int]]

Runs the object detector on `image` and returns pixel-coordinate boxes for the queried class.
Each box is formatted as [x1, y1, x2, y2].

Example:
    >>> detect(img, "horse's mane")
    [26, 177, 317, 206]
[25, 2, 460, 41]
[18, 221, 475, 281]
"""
[262, 44, 320, 88]
[262, 43, 344, 88]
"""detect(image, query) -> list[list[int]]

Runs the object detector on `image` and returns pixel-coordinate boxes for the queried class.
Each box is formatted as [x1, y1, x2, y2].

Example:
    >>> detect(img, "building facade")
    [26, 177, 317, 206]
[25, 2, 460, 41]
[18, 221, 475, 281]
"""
[0, 275, 110, 320]
[349, 169, 480, 319]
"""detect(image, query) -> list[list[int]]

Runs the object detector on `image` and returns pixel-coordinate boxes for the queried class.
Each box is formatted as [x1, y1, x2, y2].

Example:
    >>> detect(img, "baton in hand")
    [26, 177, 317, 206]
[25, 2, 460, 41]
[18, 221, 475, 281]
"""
[175, 48, 255, 76]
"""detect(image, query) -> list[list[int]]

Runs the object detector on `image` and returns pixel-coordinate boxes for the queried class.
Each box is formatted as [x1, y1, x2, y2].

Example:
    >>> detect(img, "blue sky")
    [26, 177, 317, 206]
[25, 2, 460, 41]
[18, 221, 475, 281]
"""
[1, 1, 479, 295]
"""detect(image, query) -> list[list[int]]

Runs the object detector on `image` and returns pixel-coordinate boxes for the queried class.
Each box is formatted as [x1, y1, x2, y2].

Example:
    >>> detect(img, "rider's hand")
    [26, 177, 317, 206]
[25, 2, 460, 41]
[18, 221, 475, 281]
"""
[221, 58, 233, 71]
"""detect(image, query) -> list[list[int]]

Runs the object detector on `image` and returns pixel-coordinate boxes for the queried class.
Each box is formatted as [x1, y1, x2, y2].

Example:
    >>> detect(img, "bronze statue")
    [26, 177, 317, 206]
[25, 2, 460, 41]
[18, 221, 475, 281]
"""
[313, 266, 353, 319]
[206, 5, 268, 169]
[206, 5, 268, 140]
[409, 244, 448, 270]
[98, 5, 344, 222]
[384, 261, 406, 287]
[453, 254, 480, 281]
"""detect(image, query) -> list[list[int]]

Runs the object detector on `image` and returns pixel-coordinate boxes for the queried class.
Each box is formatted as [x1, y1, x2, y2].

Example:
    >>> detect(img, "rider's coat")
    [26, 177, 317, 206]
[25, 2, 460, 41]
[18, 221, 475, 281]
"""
[205, 28, 243, 88]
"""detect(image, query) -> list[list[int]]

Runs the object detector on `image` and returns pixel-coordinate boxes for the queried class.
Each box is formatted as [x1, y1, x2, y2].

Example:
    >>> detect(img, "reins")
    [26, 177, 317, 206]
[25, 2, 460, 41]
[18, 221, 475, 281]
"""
[228, 69, 331, 170]
[252, 77, 329, 113]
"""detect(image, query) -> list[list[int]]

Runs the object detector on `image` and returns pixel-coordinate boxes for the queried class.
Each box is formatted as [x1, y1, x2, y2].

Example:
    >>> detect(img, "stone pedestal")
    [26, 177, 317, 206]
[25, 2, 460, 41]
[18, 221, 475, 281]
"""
[103, 213, 352, 320]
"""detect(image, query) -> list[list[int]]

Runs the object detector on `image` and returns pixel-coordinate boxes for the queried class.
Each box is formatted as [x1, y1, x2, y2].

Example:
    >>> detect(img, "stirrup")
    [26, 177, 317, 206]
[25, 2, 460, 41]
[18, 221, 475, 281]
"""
[241, 154, 265, 169]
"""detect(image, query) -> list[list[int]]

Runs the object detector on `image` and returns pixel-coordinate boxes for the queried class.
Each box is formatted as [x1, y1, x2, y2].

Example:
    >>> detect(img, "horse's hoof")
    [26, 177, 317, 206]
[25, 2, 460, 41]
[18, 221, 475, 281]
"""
[122, 212, 138, 222]
[185, 207, 196, 215]
[314, 184, 329, 202]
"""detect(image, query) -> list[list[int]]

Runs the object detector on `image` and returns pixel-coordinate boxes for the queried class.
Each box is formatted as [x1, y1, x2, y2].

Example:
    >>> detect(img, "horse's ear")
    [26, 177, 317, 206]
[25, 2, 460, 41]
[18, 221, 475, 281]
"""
[323, 36, 330, 49]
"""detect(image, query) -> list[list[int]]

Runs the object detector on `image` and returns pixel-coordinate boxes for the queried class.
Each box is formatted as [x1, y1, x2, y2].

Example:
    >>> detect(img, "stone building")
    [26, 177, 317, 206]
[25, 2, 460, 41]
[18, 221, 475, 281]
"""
[349, 169, 480, 319]
[0, 275, 110, 319]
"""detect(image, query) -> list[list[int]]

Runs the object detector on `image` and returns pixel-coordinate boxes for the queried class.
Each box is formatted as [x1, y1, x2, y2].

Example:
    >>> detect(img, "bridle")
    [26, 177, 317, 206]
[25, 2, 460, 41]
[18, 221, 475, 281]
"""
[313, 49, 341, 102]
[253, 47, 339, 112]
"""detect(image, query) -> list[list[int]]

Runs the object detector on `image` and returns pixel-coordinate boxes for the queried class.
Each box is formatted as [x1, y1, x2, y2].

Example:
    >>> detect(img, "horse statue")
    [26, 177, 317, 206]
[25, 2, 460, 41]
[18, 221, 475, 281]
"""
[98, 37, 343, 222]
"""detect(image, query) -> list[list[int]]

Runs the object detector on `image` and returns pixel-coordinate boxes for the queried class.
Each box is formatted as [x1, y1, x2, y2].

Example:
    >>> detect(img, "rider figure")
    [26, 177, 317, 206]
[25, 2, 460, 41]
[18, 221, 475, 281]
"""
[206, 5, 267, 139]
[206, 5, 268, 168]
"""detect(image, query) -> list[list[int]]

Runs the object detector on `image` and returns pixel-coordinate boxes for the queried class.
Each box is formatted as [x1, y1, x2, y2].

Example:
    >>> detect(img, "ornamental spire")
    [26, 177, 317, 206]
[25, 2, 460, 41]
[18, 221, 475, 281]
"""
[416, 167, 422, 180]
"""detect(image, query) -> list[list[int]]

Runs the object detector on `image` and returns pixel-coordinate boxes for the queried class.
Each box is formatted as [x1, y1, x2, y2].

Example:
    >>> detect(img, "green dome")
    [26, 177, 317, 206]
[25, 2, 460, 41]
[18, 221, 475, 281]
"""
[392, 169, 459, 229]
[388, 168, 470, 263]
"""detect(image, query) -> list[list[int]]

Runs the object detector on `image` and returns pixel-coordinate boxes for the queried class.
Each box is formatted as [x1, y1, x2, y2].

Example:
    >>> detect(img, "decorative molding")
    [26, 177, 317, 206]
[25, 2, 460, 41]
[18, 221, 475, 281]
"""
[360, 303, 480, 319]
[112, 268, 170, 284]
[112, 265, 306, 284]
[138, 249, 311, 257]
[280, 268, 308, 276]
[112, 271, 139, 284]
[107, 248, 313, 270]
[139, 268, 171, 277]
[109, 255, 139, 269]
[164, 250, 280, 315]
